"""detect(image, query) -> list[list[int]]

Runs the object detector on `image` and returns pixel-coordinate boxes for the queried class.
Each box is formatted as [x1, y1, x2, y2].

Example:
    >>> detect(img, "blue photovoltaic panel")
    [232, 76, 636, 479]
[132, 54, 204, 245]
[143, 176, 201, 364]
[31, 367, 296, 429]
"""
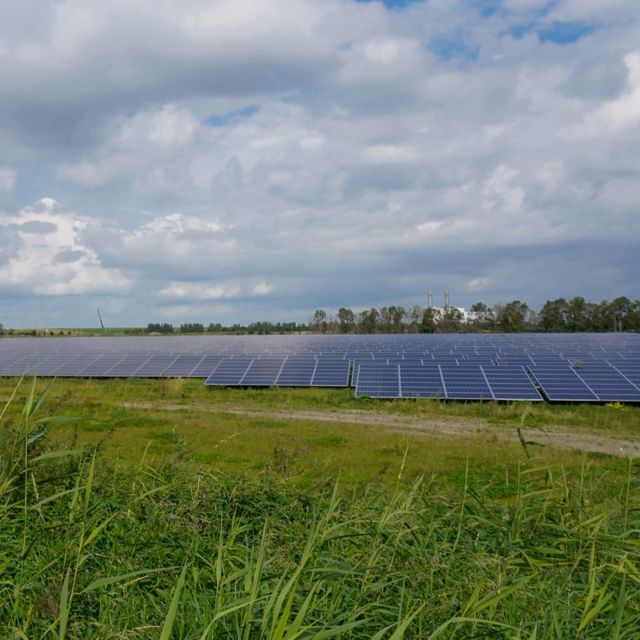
[497, 354, 535, 367]
[164, 354, 206, 377]
[190, 355, 223, 378]
[0, 334, 639, 402]
[481, 366, 542, 401]
[1, 358, 34, 375]
[399, 364, 445, 399]
[52, 354, 102, 376]
[205, 357, 253, 385]
[275, 356, 316, 386]
[104, 354, 154, 377]
[131, 354, 179, 377]
[241, 357, 286, 386]
[527, 366, 599, 401]
[80, 354, 128, 377]
[29, 355, 73, 376]
[571, 362, 640, 402]
[311, 357, 350, 387]
[440, 365, 493, 400]
[355, 363, 399, 398]
[608, 362, 640, 389]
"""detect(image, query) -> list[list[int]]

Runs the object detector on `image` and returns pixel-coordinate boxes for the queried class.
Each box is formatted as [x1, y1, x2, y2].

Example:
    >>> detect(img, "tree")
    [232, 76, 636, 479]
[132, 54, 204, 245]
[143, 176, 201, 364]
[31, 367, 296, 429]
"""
[420, 307, 438, 333]
[609, 296, 632, 331]
[566, 297, 592, 332]
[468, 302, 494, 331]
[439, 307, 463, 333]
[180, 322, 204, 333]
[407, 305, 423, 333]
[378, 307, 392, 333]
[146, 323, 174, 334]
[537, 298, 569, 332]
[389, 306, 406, 333]
[358, 308, 379, 333]
[337, 307, 356, 333]
[495, 301, 529, 332]
[626, 300, 640, 331]
[310, 309, 328, 333]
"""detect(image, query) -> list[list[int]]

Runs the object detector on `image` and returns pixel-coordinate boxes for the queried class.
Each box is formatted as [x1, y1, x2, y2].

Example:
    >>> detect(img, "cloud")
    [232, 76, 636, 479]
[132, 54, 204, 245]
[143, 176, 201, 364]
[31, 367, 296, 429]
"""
[0, 0, 639, 326]
[0, 168, 15, 192]
[563, 50, 640, 138]
[0, 199, 129, 296]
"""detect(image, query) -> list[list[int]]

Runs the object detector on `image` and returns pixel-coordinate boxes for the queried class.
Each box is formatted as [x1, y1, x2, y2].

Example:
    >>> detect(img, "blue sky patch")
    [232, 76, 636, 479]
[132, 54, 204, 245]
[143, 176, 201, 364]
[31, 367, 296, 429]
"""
[506, 20, 594, 45]
[206, 105, 259, 128]
[468, 0, 501, 18]
[539, 21, 594, 44]
[429, 34, 479, 61]
[355, 0, 423, 9]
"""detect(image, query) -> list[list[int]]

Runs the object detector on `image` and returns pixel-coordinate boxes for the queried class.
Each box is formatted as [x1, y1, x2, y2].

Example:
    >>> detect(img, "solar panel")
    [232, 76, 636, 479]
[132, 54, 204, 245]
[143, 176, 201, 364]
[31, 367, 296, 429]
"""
[205, 357, 253, 385]
[571, 362, 640, 402]
[440, 365, 493, 400]
[527, 365, 599, 401]
[608, 361, 640, 388]
[399, 364, 445, 399]
[131, 354, 179, 377]
[164, 354, 206, 377]
[481, 366, 542, 401]
[241, 357, 286, 386]
[275, 356, 316, 386]
[29, 355, 73, 376]
[190, 355, 224, 378]
[311, 357, 350, 387]
[79, 354, 128, 377]
[0, 334, 639, 402]
[104, 354, 154, 377]
[355, 363, 399, 398]
[52, 354, 103, 376]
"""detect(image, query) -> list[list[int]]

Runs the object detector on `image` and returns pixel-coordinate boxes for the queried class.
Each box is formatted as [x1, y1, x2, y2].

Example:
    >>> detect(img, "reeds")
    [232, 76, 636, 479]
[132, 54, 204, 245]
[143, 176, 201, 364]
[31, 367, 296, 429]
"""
[0, 381, 638, 638]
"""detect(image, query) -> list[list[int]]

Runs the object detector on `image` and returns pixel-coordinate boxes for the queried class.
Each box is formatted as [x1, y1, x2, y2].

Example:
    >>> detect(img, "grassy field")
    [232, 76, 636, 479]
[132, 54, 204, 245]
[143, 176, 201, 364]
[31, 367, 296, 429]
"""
[1, 377, 639, 638]
[0, 377, 638, 488]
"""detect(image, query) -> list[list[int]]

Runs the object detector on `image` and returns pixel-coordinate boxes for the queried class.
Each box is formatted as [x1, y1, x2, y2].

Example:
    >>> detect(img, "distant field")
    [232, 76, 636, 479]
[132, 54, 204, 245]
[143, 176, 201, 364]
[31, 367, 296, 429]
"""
[2, 327, 141, 336]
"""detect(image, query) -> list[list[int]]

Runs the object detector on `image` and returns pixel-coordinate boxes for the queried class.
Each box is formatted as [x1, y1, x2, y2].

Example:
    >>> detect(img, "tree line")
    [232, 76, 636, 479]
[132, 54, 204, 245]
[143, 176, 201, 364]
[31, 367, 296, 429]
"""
[146, 321, 307, 335]
[308, 296, 640, 334]
[1, 297, 638, 337]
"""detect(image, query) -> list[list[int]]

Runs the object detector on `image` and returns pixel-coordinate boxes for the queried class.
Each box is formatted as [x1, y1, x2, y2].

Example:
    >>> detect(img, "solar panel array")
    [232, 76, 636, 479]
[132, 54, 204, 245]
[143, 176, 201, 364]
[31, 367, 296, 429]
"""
[0, 333, 640, 403]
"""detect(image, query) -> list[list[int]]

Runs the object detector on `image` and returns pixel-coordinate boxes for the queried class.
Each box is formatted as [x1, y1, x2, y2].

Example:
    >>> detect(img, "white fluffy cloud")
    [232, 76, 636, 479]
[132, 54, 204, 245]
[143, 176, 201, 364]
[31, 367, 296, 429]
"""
[0, 199, 129, 296]
[0, 0, 639, 326]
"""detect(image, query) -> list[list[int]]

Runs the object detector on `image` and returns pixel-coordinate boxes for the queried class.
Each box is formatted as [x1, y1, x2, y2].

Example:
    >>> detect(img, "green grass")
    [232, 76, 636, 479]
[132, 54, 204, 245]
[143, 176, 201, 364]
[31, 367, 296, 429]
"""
[0, 385, 640, 640]
[0, 377, 636, 494]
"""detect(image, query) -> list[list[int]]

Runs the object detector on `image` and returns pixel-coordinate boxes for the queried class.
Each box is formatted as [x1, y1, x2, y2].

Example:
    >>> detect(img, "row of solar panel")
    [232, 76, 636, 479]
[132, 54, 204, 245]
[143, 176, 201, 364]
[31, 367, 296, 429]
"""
[353, 361, 640, 402]
[205, 357, 349, 387]
[0, 353, 350, 386]
[1, 334, 639, 359]
[1, 343, 640, 402]
[354, 364, 542, 400]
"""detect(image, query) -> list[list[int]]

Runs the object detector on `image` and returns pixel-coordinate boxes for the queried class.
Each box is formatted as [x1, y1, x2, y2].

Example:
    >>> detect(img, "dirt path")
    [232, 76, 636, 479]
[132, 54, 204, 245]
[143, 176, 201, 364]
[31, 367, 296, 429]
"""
[121, 401, 640, 458]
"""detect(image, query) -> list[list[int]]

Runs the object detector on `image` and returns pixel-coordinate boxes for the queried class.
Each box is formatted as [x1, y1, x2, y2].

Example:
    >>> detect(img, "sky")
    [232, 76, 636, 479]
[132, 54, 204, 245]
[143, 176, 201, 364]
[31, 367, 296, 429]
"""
[1, 0, 639, 327]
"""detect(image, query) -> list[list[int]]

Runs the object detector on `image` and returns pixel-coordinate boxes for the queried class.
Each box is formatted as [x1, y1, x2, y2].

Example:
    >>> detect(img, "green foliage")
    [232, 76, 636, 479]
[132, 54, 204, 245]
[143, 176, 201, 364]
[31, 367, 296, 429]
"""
[0, 379, 639, 638]
[180, 322, 205, 333]
[147, 322, 175, 334]
[495, 300, 530, 332]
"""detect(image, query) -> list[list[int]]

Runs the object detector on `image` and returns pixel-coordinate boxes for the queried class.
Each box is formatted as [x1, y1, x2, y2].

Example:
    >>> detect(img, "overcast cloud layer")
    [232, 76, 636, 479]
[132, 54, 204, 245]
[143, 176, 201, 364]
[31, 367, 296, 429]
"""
[1, 0, 639, 327]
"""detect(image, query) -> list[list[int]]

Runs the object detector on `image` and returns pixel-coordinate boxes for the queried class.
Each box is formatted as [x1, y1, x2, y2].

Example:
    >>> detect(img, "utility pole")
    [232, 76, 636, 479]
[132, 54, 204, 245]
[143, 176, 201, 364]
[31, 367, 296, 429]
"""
[97, 308, 105, 332]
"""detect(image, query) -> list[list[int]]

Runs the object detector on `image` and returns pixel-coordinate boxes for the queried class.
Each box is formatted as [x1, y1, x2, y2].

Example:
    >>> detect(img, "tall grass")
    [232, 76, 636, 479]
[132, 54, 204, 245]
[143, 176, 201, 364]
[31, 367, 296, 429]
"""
[0, 381, 638, 638]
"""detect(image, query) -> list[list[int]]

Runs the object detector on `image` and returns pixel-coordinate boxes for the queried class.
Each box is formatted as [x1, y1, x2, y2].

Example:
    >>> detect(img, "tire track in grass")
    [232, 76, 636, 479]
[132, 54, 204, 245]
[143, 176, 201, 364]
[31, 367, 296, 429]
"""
[120, 401, 640, 458]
